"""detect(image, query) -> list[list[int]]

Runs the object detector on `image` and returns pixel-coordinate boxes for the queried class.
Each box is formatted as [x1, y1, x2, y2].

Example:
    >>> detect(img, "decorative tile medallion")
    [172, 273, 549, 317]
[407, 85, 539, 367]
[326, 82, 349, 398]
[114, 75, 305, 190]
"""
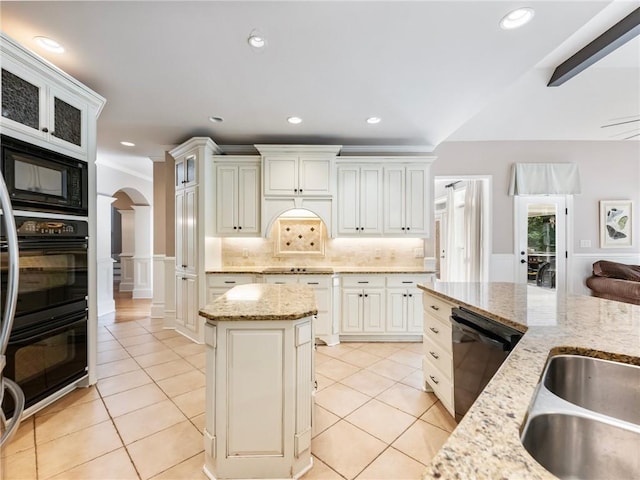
[275, 218, 325, 256]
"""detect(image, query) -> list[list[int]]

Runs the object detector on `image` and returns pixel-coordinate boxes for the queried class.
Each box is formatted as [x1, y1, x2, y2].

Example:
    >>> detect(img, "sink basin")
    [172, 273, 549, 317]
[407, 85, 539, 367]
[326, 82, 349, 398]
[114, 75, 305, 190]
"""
[543, 355, 640, 424]
[521, 413, 640, 480]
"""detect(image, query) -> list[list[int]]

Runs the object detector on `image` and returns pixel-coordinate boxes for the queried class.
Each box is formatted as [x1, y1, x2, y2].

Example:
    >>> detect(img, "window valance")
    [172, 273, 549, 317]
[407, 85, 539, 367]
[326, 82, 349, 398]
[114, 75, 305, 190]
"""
[508, 163, 581, 195]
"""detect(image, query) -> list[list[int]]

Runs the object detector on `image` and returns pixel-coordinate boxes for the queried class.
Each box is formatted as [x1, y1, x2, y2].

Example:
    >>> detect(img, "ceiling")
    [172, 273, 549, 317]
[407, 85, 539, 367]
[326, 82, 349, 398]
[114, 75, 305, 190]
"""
[1, 1, 639, 168]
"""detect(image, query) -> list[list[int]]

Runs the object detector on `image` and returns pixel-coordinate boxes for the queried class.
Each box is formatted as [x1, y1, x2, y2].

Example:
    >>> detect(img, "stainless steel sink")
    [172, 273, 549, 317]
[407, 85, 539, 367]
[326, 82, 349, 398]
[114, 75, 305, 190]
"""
[543, 355, 640, 425]
[521, 413, 640, 480]
[521, 354, 640, 479]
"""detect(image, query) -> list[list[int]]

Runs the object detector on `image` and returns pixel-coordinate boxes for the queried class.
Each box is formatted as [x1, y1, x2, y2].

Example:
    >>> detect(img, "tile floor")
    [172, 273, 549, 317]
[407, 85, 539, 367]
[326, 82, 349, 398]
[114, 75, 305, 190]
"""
[3, 315, 455, 480]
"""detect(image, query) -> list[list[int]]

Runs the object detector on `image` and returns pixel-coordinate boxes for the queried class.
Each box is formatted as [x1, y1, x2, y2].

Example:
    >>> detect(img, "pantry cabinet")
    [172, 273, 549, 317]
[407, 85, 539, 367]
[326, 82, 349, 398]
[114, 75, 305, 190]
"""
[214, 156, 260, 235]
[1, 54, 90, 159]
[336, 165, 383, 235]
[383, 164, 431, 236]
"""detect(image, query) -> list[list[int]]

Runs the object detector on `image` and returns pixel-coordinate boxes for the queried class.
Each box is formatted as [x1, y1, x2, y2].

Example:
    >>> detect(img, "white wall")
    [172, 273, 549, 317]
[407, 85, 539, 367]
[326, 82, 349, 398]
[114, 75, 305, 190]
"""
[432, 140, 640, 292]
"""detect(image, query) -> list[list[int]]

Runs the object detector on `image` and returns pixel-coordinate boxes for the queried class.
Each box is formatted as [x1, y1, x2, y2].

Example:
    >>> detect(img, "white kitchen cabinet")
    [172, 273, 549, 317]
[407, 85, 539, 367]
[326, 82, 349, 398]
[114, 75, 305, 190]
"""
[175, 153, 197, 190]
[383, 164, 431, 236]
[340, 276, 386, 334]
[0, 53, 92, 160]
[214, 157, 260, 235]
[175, 186, 198, 274]
[264, 274, 336, 344]
[336, 165, 383, 235]
[175, 273, 198, 335]
[386, 275, 430, 333]
[422, 289, 457, 417]
[206, 274, 256, 304]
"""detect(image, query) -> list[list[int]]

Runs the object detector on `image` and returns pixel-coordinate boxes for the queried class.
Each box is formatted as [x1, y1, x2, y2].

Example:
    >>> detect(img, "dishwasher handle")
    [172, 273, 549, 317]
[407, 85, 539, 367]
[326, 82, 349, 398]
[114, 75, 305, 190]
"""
[450, 315, 512, 351]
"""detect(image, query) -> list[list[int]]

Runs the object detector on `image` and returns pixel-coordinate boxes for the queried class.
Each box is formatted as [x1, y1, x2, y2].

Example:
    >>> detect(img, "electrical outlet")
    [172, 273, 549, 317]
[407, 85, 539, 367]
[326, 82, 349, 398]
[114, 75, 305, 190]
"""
[414, 248, 424, 258]
[242, 248, 249, 258]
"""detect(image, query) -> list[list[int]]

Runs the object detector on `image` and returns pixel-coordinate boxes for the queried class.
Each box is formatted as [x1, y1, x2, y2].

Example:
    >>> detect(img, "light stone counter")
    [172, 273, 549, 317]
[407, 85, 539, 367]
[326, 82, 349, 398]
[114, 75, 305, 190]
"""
[199, 283, 318, 322]
[418, 282, 640, 480]
[205, 266, 436, 275]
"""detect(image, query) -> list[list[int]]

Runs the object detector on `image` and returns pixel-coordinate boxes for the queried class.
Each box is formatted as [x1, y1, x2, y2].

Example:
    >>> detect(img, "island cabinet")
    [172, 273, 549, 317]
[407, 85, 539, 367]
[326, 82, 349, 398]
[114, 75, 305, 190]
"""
[200, 284, 317, 480]
[422, 290, 457, 417]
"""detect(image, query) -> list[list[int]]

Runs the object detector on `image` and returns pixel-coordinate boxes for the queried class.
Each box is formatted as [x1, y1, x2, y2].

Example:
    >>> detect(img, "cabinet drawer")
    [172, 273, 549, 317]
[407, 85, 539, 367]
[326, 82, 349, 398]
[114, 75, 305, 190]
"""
[423, 334, 453, 381]
[207, 274, 255, 288]
[386, 275, 429, 288]
[423, 357, 454, 410]
[299, 276, 331, 289]
[423, 313, 452, 350]
[341, 276, 385, 288]
[423, 293, 455, 324]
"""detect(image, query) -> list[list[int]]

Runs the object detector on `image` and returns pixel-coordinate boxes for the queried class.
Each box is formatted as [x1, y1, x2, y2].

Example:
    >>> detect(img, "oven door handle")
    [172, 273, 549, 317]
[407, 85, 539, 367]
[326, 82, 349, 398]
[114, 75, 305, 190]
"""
[1, 240, 88, 250]
[8, 310, 87, 343]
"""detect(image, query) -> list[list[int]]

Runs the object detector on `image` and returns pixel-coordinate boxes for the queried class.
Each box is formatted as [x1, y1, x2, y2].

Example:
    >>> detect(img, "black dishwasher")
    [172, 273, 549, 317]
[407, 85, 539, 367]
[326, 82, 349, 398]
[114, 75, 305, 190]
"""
[450, 307, 522, 422]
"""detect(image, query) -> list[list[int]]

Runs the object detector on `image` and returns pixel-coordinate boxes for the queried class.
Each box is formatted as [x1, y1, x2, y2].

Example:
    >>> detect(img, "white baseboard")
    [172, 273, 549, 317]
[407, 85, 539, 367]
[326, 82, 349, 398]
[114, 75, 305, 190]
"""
[132, 288, 153, 299]
[119, 282, 134, 292]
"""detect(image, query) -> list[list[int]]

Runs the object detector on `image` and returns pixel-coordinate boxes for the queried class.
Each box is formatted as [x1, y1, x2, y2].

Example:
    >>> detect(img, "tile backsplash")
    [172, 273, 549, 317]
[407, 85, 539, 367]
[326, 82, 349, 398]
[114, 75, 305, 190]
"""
[221, 225, 425, 268]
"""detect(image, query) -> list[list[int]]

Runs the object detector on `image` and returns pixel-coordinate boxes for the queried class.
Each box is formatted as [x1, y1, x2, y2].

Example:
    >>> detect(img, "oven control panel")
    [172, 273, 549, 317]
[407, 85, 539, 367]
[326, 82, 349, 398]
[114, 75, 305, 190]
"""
[5, 216, 88, 237]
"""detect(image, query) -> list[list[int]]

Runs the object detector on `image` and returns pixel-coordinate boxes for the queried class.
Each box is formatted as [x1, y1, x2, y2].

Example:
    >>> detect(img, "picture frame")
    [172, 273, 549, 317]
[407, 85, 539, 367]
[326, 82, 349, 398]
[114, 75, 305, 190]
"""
[600, 200, 633, 248]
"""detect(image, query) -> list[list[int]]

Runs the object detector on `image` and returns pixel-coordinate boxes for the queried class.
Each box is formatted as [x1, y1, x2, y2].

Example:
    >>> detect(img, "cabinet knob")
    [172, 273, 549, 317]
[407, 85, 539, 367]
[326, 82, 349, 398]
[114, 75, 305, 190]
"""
[294, 188, 298, 193]
[359, 294, 363, 297]
[401, 227, 405, 230]
[406, 227, 410, 231]
[42, 127, 49, 133]
[238, 226, 242, 230]
[429, 351, 439, 360]
[429, 327, 439, 334]
[409, 294, 412, 297]
[520, 259, 526, 264]
[364, 294, 368, 298]
[182, 264, 187, 268]
[233, 226, 237, 229]
[430, 305, 440, 311]
[403, 294, 407, 297]
[429, 375, 439, 385]
[299, 189, 303, 193]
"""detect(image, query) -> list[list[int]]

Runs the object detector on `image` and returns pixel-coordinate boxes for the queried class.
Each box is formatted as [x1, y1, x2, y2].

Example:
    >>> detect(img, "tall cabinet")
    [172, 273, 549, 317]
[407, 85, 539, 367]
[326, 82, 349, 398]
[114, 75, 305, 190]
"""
[171, 138, 221, 342]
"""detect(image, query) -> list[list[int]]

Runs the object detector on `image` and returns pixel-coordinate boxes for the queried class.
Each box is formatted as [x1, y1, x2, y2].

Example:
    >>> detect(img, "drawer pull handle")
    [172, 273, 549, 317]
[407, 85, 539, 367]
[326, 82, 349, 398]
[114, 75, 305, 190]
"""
[429, 351, 439, 360]
[430, 305, 440, 311]
[224, 281, 236, 284]
[307, 282, 319, 285]
[429, 375, 439, 385]
[357, 281, 369, 284]
[401, 281, 413, 284]
[429, 327, 439, 334]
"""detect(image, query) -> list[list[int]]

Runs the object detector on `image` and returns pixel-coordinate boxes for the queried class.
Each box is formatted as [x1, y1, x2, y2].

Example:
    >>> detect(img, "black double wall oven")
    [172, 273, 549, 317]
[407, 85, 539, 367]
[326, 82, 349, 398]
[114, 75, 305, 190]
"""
[1, 136, 89, 416]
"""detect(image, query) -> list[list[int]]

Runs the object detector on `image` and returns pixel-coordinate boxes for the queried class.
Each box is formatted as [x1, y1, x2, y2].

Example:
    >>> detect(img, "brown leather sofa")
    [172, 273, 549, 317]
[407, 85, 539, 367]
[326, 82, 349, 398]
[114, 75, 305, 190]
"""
[586, 260, 640, 305]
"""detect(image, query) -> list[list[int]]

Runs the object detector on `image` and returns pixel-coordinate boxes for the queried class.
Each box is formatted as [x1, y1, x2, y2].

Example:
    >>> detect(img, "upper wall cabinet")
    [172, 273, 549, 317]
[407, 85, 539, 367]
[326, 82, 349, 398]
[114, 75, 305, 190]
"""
[175, 152, 197, 190]
[336, 164, 383, 235]
[256, 145, 341, 197]
[383, 162, 433, 237]
[213, 156, 261, 236]
[0, 52, 95, 160]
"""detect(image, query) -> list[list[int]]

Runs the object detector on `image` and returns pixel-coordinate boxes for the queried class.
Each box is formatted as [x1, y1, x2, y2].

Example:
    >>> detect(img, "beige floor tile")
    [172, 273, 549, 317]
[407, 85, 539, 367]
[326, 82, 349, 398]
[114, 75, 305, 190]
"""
[36, 421, 122, 480]
[357, 343, 401, 358]
[103, 383, 167, 418]
[127, 421, 204, 479]
[97, 329, 115, 342]
[153, 329, 181, 340]
[190, 413, 206, 433]
[96, 358, 141, 380]
[49, 447, 139, 480]
[97, 347, 131, 365]
[171, 342, 206, 358]
[402, 342, 424, 354]
[36, 386, 101, 417]
[107, 322, 147, 334]
[345, 399, 416, 443]
[97, 339, 122, 352]
[142, 322, 167, 333]
[113, 399, 187, 444]
[4, 447, 37, 480]
[314, 383, 370, 418]
[2, 416, 34, 457]
[391, 419, 450, 466]
[365, 359, 416, 381]
[315, 373, 335, 392]
[134, 348, 181, 368]
[301, 456, 343, 479]
[36, 399, 110, 444]
[356, 446, 426, 480]
[315, 358, 361, 381]
[144, 358, 195, 382]
[185, 352, 207, 369]
[339, 349, 384, 368]
[313, 405, 340, 438]
[172, 386, 206, 418]
[312, 420, 386, 480]
[399, 369, 426, 391]
[161, 335, 194, 349]
[314, 351, 334, 365]
[110, 326, 148, 339]
[150, 452, 208, 480]
[118, 333, 159, 347]
[157, 370, 205, 398]
[316, 343, 356, 359]
[376, 383, 437, 417]
[387, 350, 423, 368]
[420, 402, 457, 433]
[125, 340, 171, 357]
[340, 370, 395, 397]
[97, 369, 152, 397]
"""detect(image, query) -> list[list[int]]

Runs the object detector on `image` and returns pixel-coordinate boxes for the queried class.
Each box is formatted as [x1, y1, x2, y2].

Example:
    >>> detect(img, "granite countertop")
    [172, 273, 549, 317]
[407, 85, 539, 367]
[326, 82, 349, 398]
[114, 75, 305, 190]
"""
[417, 282, 640, 479]
[205, 266, 436, 275]
[199, 283, 318, 322]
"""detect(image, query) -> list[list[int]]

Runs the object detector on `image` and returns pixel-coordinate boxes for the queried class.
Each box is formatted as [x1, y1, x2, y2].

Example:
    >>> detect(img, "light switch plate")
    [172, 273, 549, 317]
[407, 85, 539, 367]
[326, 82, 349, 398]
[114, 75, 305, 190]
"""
[579, 240, 591, 248]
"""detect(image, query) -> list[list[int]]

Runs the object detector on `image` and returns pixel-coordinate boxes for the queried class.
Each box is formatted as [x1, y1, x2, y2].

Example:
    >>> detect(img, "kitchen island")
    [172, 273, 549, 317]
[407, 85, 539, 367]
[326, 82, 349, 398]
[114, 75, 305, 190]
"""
[418, 282, 639, 479]
[199, 283, 318, 480]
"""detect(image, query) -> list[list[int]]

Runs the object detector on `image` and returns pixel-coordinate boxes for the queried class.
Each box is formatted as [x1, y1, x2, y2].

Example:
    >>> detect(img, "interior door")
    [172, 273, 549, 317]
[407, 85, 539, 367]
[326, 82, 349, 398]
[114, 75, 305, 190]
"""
[515, 196, 566, 291]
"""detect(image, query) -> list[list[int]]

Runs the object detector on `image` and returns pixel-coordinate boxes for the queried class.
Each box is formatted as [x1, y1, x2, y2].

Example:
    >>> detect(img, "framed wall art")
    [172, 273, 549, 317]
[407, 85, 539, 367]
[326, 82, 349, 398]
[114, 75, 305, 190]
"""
[600, 200, 633, 248]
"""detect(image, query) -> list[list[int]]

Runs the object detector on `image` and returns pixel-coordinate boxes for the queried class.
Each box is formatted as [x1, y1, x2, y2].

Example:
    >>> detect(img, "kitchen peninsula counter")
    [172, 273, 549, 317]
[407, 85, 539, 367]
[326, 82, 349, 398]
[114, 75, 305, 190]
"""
[418, 282, 640, 479]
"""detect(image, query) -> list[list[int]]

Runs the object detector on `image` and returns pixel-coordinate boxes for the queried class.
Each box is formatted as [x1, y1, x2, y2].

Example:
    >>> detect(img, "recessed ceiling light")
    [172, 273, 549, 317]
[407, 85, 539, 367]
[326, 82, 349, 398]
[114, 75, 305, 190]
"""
[248, 29, 266, 49]
[366, 117, 382, 125]
[120, 141, 135, 147]
[34, 36, 65, 53]
[287, 116, 302, 125]
[209, 116, 224, 123]
[499, 8, 535, 30]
